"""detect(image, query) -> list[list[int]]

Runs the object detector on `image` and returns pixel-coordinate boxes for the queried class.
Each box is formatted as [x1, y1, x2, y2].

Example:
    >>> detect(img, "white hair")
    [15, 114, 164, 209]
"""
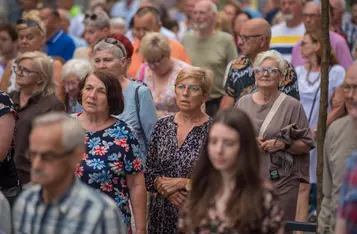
[62, 59, 93, 81]
[110, 17, 126, 28]
[93, 40, 126, 60]
[32, 112, 85, 152]
[253, 50, 286, 74]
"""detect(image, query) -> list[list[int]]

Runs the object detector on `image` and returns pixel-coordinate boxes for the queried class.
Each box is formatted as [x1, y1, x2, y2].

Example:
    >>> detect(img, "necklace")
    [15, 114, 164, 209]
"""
[305, 66, 321, 86]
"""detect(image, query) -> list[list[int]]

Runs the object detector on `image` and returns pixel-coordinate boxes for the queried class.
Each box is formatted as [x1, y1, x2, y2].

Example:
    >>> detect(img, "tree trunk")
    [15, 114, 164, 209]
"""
[316, 0, 330, 221]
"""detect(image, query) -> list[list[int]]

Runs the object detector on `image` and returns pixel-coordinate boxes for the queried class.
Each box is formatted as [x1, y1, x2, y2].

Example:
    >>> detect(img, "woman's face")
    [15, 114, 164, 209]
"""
[208, 122, 240, 173]
[146, 54, 170, 76]
[254, 58, 281, 89]
[175, 77, 205, 112]
[17, 27, 43, 53]
[63, 74, 80, 96]
[223, 4, 237, 24]
[300, 34, 318, 59]
[234, 13, 249, 35]
[93, 49, 123, 75]
[81, 74, 109, 115]
[15, 58, 40, 89]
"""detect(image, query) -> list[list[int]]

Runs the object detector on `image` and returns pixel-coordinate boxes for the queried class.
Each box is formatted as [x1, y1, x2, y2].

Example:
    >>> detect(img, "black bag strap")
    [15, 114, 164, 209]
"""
[135, 84, 148, 146]
[309, 87, 320, 122]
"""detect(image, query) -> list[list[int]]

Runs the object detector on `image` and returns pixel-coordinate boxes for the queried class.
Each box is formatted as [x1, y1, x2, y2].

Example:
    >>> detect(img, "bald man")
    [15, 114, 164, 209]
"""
[220, 18, 299, 109]
[291, 2, 352, 70]
[182, 0, 238, 117]
[332, 63, 357, 234]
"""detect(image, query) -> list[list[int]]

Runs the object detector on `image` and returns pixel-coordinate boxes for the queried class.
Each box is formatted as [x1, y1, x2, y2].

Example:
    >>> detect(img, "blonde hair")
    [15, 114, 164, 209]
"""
[16, 51, 57, 96]
[253, 50, 286, 74]
[18, 10, 46, 37]
[140, 32, 171, 61]
[216, 11, 232, 33]
[175, 66, 213, 98]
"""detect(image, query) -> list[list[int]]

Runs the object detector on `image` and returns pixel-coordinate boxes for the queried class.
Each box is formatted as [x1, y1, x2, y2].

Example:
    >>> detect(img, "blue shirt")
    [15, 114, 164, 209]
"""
[110, 0, 141, 28]
[44, 30, 76, 62]
[116, 80, 158, 165]
[12, 178, 128, 234]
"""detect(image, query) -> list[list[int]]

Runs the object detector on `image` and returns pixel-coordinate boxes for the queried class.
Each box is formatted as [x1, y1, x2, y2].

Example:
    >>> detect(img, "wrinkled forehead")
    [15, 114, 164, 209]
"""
[241, 23, 263, 35]
[194, 1, 211, 11]
[345, 66, 357, 84]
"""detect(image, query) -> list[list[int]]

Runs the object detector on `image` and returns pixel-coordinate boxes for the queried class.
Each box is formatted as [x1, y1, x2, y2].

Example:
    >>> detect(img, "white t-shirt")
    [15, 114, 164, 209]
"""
[270, 22, 305, 63]
[296, 65, 345, 183]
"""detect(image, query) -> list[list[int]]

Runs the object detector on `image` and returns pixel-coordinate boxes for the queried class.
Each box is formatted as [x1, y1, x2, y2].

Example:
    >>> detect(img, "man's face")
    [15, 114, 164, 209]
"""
[280, 0, 303, 22]
[29, 124, 77, 187]
[302, 5, 321, 32]
[83, 26, 109, 48]
[184, 0, 196, 19]
[237, 24, 264, 57]
[133, 13, 160, 41]
[39, 8, 56, 33]
[343, 66, 357, 132]
[192, 1, 214, 31]
[224, 4, 237, 24]
[0, 30, 16, 56]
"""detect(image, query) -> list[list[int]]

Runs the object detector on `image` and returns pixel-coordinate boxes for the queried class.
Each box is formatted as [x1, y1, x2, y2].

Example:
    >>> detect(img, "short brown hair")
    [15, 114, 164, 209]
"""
[77, 69, 124, 115]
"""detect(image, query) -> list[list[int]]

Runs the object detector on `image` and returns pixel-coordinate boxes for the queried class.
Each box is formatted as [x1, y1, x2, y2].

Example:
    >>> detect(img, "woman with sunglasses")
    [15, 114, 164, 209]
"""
[137, 32, 190, 118]
[236, 50, 313, 222]
[296, 30, 345, 222]
[0, 10, 65, 103]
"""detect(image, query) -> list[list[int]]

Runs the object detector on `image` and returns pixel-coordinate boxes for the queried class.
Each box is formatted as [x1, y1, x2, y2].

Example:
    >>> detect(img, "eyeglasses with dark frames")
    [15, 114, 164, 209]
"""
[27, 148, 76, 162]
[98, 37, 127, 57]
[237, 34, 263, 43]
[14, 64, 38, 76]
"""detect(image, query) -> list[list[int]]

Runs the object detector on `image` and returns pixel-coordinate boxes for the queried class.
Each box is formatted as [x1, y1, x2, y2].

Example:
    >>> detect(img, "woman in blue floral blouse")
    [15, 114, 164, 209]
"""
[73, 70, 147, 234]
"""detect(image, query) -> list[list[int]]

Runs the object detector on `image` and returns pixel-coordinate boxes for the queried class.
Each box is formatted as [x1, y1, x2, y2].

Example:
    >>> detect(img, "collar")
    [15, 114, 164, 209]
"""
[11, 91, 43, 111]
[48, 30, 64, 44]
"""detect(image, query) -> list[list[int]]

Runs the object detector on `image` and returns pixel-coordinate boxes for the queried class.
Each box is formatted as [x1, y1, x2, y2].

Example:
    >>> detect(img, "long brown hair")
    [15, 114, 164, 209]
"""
[183, 108, 264, 232]
[306, 30, 339, 66]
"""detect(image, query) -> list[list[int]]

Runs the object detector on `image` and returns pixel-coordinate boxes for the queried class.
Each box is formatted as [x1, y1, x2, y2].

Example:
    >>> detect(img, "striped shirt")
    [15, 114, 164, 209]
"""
[342, 21, 357, 51]
[12, 178, 128, 234]
[270, 22, 305, 62]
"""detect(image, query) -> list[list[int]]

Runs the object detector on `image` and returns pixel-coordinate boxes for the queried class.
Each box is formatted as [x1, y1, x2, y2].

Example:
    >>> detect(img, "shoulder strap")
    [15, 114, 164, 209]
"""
[259, 93, 287, 138]
[135, 84, 148, 145]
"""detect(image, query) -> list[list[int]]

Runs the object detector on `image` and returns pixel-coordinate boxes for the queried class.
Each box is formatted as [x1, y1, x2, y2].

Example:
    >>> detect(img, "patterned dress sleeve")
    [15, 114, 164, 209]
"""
[0, 91, 17, 118]
[224, 61, 237, 98]
[261, 189, 284, 233]
[122, 123, 143, 175]
[144, 119, 162, 192]
[280, 62, 300, 100]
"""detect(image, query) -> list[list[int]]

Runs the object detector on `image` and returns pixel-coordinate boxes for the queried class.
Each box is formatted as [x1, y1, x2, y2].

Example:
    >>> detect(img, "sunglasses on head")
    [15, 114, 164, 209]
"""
[85, 13, 98, 20]
[16, 19, 40, 28]
[98, 37, 127, 57]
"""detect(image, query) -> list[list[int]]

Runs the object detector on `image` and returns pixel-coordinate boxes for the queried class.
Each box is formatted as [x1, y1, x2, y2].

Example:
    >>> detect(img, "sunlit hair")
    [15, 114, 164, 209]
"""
[62, 59, 93, 81]
[139, 32, 171, 61]
[175, 66, 213, 98]
[181, 108, 263, 232]
[93, 39, 127, 60]
[18, 10, 46, 37]
[32, 112, 85, 152]
[253, 50, 286, 74]
[305, 30, 339, 66]
[16, 51, 57, 96]
[110, 17, 126, 28]
[84, 11, 110, 30]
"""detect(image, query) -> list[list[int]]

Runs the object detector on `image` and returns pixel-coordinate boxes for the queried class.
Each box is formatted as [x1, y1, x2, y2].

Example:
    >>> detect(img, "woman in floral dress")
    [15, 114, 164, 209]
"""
[73, 70, 147, 234]
[145, 67, 213, 233]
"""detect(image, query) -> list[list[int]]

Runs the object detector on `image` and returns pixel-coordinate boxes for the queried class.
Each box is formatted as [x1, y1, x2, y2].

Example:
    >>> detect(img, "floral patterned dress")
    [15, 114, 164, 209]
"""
[144, 115, 212, 234]
[178, 189, 284, 234]
[73, 113, 143, 234]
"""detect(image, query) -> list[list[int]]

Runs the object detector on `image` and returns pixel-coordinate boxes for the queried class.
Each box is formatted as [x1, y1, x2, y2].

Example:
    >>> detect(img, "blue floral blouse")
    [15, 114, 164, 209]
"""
[73, 113, 143, 234]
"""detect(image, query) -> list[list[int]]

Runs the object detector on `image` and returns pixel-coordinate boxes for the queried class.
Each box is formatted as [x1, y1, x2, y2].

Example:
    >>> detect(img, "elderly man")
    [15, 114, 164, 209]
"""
[127, 5, 190, 78]
[342, 0, 357, 51]
[182, 0, 237, 116]
[291, 1, 352, 70]
[330, 0, 346, 38]
[318, 63, 357, 234]
[335, 63, 357, 234]
[270, 0, 305, 62]
[12, 113, 128, 234]
[220, 18, 299, 109]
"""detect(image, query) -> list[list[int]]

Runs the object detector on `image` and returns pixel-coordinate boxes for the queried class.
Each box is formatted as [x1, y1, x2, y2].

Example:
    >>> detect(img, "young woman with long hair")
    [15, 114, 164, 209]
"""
[178, 108, 284, 234]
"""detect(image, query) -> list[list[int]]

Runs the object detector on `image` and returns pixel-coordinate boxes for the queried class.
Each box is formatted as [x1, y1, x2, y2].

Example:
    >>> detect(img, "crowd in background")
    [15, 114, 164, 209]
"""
[0, 0, 357, 233]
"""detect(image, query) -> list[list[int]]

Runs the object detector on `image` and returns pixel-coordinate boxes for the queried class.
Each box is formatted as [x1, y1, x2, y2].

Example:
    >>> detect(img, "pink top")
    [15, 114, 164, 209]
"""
[291, 31, 353, 70]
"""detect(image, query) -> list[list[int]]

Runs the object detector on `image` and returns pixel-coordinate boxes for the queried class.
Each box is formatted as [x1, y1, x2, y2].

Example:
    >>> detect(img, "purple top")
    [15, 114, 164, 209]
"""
[291, 31, 353, 70]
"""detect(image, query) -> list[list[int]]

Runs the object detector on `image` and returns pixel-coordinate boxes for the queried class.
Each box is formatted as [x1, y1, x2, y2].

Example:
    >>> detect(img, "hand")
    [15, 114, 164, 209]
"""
[311, 127, 317, 140]
[155, 177, 187, 197]
[256, 137, 265, 150]
[167, 190, 187, 208]
[260, 139, 285, 153]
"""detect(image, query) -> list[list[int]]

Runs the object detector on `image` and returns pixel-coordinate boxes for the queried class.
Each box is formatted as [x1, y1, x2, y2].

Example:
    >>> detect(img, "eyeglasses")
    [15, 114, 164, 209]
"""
[253, 67, 280, 77]
[302, 13, 320, 19]
[85, 12, 98, 20]
[343, 83, 357, 93]
[98, 37, 127, 57]
[147, 56, 165, 68]
[14, 64, 38, 76]
[16, 19, 42, 32]
[237, 34, 263, 43]
[175, 83, 201, 93]
[27, 149, 75, 162]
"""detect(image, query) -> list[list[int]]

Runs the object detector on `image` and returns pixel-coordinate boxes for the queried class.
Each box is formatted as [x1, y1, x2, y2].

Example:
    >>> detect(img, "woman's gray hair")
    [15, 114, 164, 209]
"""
[62, 59, 93, 81]
[16, 51, 56, 96]
[110, 17, 126, 28]
[253, 50, 286, 74]
[84, 11, 110, 30]
[32, 112, 85, 152]
[93, 40, 126, 60]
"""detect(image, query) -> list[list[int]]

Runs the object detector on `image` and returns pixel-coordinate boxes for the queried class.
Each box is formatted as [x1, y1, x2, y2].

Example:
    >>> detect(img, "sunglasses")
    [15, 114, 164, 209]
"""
[98, 37, 127, 57]
[85, 13, 98, 21]
[16, 19, 42, 31]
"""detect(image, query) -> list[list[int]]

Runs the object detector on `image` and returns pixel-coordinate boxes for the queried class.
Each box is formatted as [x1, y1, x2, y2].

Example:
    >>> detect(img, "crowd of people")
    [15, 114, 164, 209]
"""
[1, 0, 357, 233]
